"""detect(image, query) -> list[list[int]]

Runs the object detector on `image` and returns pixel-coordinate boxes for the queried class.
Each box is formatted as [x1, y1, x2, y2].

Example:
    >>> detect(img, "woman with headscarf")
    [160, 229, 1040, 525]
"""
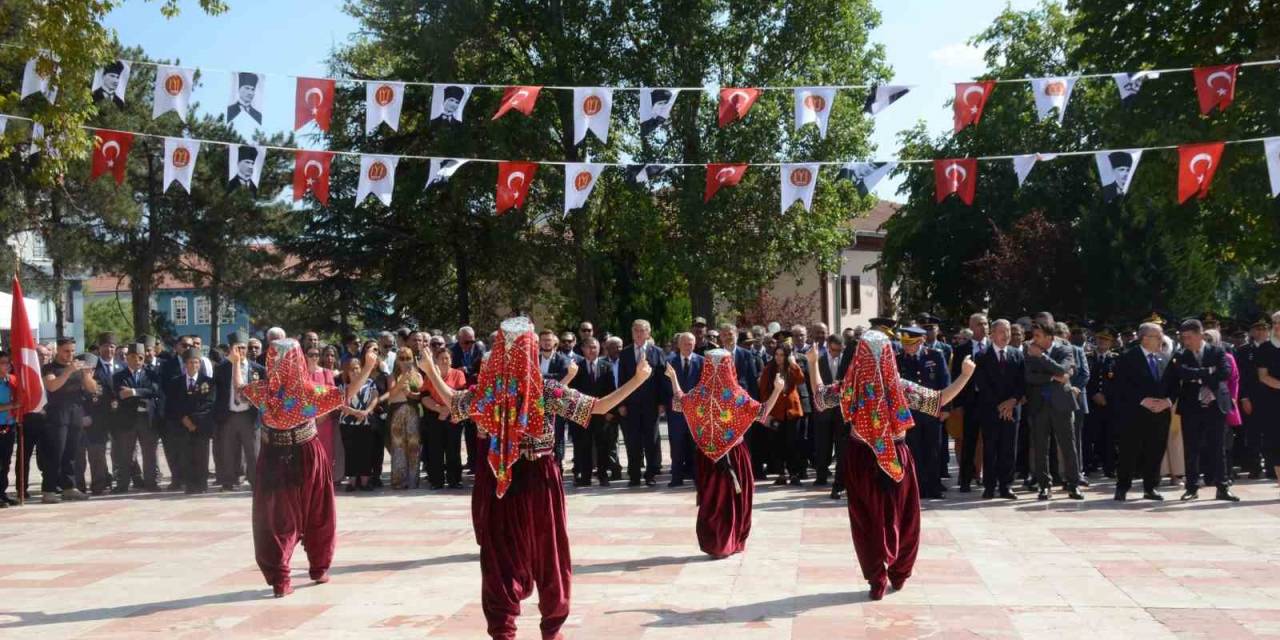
[664, 349, 785, 559]
[420, 317, 652, 640]
[805, 330, 976, 600]
[233, 339, 378, 598]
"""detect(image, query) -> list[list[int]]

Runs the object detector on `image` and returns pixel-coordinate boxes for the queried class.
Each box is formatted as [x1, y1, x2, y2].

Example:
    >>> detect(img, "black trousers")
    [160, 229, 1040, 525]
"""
[749, 418, 771, 475]
[1235, 409, 1264, 474]
[1115, 408, 1170, 494]
[340, 422, 380, 479]
[572, 415, 615, 482]
[907, 413, 943, 496]
[768, 418, 804, 478]
[622, 405, 661, 481]
[1181, 410, 1228, 490]
[979, 407, 1019, 491]
[0, 427, 14, 496]
[49, 404, 84, 493]
[958, 406, 981, 487]
[423, 414, 462, 486]
[1083, 405, 1115, 474]
[176, 427, 211, 491]
[811, 408, 841, 482]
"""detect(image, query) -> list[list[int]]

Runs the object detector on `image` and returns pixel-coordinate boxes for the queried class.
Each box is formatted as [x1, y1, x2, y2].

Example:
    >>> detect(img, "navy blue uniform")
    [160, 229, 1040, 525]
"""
[896, 347, 950, 498]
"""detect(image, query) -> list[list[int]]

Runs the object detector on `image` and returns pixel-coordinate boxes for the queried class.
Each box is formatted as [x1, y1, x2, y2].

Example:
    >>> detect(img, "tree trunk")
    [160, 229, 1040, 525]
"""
[131, 278, 153, 339]
[209, 282, 221, 351]
[688, 279, 714, 326]
[51, 256, 66, 341]
[454, 231, 471, 326]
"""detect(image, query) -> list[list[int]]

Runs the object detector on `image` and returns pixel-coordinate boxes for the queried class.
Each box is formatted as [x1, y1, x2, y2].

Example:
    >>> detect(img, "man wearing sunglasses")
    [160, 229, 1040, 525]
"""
[449, 326, 485, 473]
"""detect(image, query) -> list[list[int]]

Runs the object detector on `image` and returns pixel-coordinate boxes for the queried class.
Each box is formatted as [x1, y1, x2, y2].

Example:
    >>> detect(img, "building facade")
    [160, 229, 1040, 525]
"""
[85, 275, 253, 346]
[6, 231, 87, 347]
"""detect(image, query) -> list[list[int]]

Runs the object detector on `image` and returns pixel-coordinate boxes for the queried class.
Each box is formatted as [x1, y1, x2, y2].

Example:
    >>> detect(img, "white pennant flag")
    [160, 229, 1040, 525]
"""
[1095, 149, 1144, 203]
[366, 81, 406, 133]
[780, 163, 820, 214]
[1029, 76, 1077, 124]
[227, 71, 266, 125]
[863, 84, 911, 115]
[1264, 138, 1280, 199]
[430, 84, 472, 124]
[1012, 153, 1058, 186]
[162, 137, 200, 194]
[1112, 71, 1159, 108]
[153, 65, 195, 122]
[27, 123, 49, 159]
[573, 87, 613, 144]
[358, 155, 399, 206]
[226, 144, 266, 192]
[639, 88, 680, 136]
[91, 60, 131, 107]
[564, 163, 604, 213]
[794, 87, 837, 138]
[426, 158, 469, 189]
[0, 116, 7, 136]
[21, 55, 58, 103]
[836, 161, 896, 197]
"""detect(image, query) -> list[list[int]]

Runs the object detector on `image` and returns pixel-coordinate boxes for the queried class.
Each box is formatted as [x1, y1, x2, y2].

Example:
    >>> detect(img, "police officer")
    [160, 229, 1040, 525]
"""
[1085, 327, 1120, 478]
[896, 326, 951, 499]
[917, 313, 953, 366]
[1236, 317, 1270, 479]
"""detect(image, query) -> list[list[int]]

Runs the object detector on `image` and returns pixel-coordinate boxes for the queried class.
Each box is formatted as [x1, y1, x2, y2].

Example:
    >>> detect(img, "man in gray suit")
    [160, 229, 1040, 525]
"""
[1025, 321, 1084, 500]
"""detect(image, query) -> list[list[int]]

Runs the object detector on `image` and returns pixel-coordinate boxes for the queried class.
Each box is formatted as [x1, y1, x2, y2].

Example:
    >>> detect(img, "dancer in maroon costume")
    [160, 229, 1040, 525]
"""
[664, 350, 784, 558]
[805, 330, 975, 600]
[421, 317, 651, 640]
[236, 339, 377, 598]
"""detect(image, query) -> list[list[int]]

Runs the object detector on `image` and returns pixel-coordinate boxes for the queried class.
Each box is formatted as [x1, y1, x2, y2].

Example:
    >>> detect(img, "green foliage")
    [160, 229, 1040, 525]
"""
[83, 296, 135, 343]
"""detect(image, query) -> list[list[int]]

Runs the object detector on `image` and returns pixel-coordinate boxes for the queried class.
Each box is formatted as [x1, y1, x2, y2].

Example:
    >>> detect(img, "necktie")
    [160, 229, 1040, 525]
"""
[998, 349, 1005, 365]
[188, 378, 196, 392]
[588, 361, 594, 380]
[682, 357, 688, 377]
[1148, 354, 1159, 380]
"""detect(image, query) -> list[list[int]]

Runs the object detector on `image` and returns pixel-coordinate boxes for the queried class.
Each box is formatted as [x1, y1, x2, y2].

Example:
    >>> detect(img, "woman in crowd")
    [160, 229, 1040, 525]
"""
[319, 344, 340, 373]
[422, 346, 467, 489]
[306, 345, 341, 484]
[758, 340, 806, 485]
[386, 347, 423, 489]
[339, 347, 382, 491]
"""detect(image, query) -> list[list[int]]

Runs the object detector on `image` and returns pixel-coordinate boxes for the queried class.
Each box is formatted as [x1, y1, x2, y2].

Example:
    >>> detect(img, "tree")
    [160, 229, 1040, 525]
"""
[83, 296, 134, 344]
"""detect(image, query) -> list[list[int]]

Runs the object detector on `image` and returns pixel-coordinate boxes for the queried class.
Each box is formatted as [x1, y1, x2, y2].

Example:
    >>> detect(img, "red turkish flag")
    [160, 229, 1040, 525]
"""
[90, 129, 133, 185]
[935, 158, 977, 205]
[9, 276, 45, 416]
[293, 150, 334, 206]
[704, 163, 748, 202]
[497, 161, 538, 213]
[295, 77, 336, 131]
[1177, 142, 1224, 203]
[718, 88, 760, 127]
[492, 86, 542, 120]
[953, 81, 995, 132]
[1192, 64, 1237, 115]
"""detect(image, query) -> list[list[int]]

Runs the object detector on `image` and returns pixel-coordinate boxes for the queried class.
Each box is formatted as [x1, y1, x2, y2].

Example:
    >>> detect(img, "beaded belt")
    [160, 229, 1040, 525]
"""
[264, 423, 317, 446]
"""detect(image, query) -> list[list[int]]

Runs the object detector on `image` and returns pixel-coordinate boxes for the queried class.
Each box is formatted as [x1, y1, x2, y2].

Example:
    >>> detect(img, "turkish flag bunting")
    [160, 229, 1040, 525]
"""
[295, 77, 336, 131]
[704, 163, 748, 202]
[1177, 142, 1225, 203]
[935, 158, 977, 205]
[718, 88, 760, 127]
[293, 150, 334, 206]
[497, 161, 538, 213]
[90, 130, 133, 185]
[9, 276, 46, 415]
[1192, 64, 1237, 115]
[953, 81, 995, 132]
[492, 86, 542, 120]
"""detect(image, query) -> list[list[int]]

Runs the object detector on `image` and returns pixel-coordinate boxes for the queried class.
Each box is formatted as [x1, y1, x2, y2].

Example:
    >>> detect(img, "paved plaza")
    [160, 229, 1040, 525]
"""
[3, 452, 1280, 639]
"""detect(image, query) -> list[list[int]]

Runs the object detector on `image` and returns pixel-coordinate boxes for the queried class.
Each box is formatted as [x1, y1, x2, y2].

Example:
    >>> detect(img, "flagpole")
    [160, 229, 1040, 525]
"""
[12, 255, 21, 506]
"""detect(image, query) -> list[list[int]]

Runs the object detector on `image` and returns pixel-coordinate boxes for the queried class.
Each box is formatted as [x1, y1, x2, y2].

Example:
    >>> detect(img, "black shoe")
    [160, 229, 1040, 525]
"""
[789, 476, 802, 486]
[667, 480, 684, 488]
[344, 484, 358, 492]
[982, 488, 995, 499]
[598, 477, 610, 487]
[1248, 470, 1263, 480]
[830, 489, 842, 500]
[166, 483, 184, 492]
[1037, 488, 1050, 501]
[814, 478, 829, 487]
[999, 489, 1018, 500]
[1143, 490, 1164, 501]
[1078, 478, 1091, 487]
[575, 479, 591, 487]
[644, 478, 657, 487]
[1067, 487, 1084, 500]
[1215, 488, 1240, 502]
[1114, 490, 1127, 502]
[773, 476, 788, 486]
[1180, 490, 1199, 501]
[448, 482, 464, 489]
[628, 479, 641, 487]
[1, 495, 17, 506]
[110, 486, 129, 495]
[958, 483, 972, 493]
[429, 483, 445, 490]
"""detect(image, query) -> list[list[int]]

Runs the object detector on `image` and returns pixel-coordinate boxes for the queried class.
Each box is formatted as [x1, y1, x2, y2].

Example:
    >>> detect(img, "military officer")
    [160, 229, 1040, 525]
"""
[896, 326, 951, 499]
[1085, 327, 1120, 478]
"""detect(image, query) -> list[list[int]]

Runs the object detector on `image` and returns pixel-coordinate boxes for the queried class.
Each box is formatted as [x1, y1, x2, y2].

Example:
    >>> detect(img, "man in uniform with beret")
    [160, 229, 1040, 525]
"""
[896, 326, 951, 500]
[1084, 328, 1120, 478]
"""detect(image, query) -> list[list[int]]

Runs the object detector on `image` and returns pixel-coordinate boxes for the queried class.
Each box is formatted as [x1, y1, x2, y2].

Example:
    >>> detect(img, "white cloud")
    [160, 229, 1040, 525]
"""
[928, 42, 987, 71]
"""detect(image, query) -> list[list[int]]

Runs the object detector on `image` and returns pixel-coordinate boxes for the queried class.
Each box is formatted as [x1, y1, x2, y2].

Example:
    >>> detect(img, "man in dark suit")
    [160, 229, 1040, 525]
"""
[722, 324, 766, 477]
[1025, 321, 1084, 500]
[664, 333, 704, 487]
[1110, 322, 1176, 501]
[1085, 328, 1120, 478]
[569, 337, 614, 486]
[974, 320, 1024, 499]
[449, 326, 485, 473]
[619, 319, 666, 486]
[164, 348, 217, 494]
[87, 333, 121, 495]
[1234, 318, 1270, 479]
[812, 334, 847, 497]
[214, 331, 265, 491]
[951, 313, 989, 491]
[110, 342, 161, 493]
[601, 336, 626, 481]
[897, 327, 951, 500]
[536, 330, 573, 464]
[1170, 319, 1238, 502]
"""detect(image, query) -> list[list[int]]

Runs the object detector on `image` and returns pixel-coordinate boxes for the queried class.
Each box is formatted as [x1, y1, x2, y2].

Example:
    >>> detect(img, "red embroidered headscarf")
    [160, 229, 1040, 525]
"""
[242, 338, 345, 431]
[838, 330, 915, 482]
[684, 349, 761, 463]
[473, 317, 545, 498]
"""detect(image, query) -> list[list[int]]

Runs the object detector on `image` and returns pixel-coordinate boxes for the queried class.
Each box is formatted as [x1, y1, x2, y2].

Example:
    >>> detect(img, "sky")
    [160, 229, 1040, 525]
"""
[101, 0, 1042, 201]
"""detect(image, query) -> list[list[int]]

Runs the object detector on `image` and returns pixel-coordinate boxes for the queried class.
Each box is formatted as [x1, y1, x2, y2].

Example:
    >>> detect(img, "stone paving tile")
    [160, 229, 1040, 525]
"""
[3, 454, 1280, 639]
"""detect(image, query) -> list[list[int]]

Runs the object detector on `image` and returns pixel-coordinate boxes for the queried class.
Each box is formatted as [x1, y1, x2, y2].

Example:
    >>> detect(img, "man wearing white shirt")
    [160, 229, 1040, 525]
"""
[214, 332, 265, 491]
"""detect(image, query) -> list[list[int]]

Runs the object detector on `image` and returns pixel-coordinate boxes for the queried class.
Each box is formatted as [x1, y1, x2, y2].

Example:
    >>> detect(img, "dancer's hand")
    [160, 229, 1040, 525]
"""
[805, 347, 819, 366]
[960, 356, 976, 378]
[773, 373, 785, 390]
[664, 363, 679, 383]
[636, 356, 652, 379]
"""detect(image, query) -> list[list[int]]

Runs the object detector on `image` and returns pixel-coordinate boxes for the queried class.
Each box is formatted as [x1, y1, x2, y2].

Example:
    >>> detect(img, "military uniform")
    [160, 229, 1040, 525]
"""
[1084, 333, 1119, 477]
[1234, 322, 1267, 477]
[896, 328, 950, 499]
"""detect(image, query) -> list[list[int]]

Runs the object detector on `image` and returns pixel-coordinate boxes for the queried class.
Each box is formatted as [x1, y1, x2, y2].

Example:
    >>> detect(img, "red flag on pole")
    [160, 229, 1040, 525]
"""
[717, 88, 760, 127]
[704, 163, 748, 202]
[1192, 64, 1237, 115]
[9, 276, 46, 416]
[935, 158, 977, 205]
[90, 130, 133, 185]
[953, 81, 995, 132]
[295, 77, 336, 131]
[1176, 142, 1225, 203]
[497, 161, 538, 213]
[293, 150, 333, 206]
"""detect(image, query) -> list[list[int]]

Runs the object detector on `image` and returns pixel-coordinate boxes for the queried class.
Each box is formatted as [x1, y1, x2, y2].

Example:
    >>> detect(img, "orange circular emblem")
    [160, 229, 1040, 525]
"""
[574, 171, 593, 191]
[582, 95, 603, 116]
[1044, 81, 1066, 96]
[803, 94, 826, 112]
[374, 84, 396, 106]
[367, 161, 388, 181]
[789, 168, 813, 187]
[164, 74, 185, 96]
[171, 147, 190, 168]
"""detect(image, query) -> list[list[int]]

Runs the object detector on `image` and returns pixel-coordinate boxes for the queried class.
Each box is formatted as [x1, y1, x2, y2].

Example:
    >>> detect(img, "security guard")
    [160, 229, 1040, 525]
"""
[896, 326, 951, 499]
[1085, 327, 1120, 478]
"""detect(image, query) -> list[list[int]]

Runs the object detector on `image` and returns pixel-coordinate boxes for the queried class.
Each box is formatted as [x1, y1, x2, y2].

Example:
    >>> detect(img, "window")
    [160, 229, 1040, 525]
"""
[171, 297, 189, 325]
[30, 237, 46, 260]
[839, 277, 848, 314]
[194, 296, 211, 325]
[218, 300, 237, 326]
[848, 276, 862, 314]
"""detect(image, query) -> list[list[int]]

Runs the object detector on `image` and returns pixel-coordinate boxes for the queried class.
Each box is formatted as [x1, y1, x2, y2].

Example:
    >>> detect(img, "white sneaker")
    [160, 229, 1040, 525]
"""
[61, 488, 89, 501]
[41, 492, 62, 504]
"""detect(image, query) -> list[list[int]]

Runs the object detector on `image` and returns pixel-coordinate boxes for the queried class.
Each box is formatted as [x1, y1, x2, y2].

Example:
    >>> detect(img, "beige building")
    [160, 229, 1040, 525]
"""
[763, 200, 897, 332]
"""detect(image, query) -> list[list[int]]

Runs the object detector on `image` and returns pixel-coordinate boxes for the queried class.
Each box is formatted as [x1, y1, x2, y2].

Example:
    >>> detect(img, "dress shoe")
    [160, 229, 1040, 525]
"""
[999, 489, 1018, 500]
[166, 482, 184, 492]
[814, 478, 829, 487]
[789, 476, 802, 486]
[1114, 490, 1127, 502]
[1180, 490, 1199, 501]
[575, 479, 592, 488]
[1215, 488, 1240, 502]
[62, 488, 89, 501]
[667, 480, 684, 488]
[1067, 487, 1084, 500]
[958, 483, 972, 493]
[982, 488, 995, 499]
[644, 478, 656, 487]
[627, 479, 641, 487]
[830, 489, 842, 500]
[598, 478, 610, 487]
[1037, 488, 1050, 501]
[773, 476, 788, 486]
[111, 486, 129, 495]
[448, 482, 464, 489]
[1142, 490, 1164, 501]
